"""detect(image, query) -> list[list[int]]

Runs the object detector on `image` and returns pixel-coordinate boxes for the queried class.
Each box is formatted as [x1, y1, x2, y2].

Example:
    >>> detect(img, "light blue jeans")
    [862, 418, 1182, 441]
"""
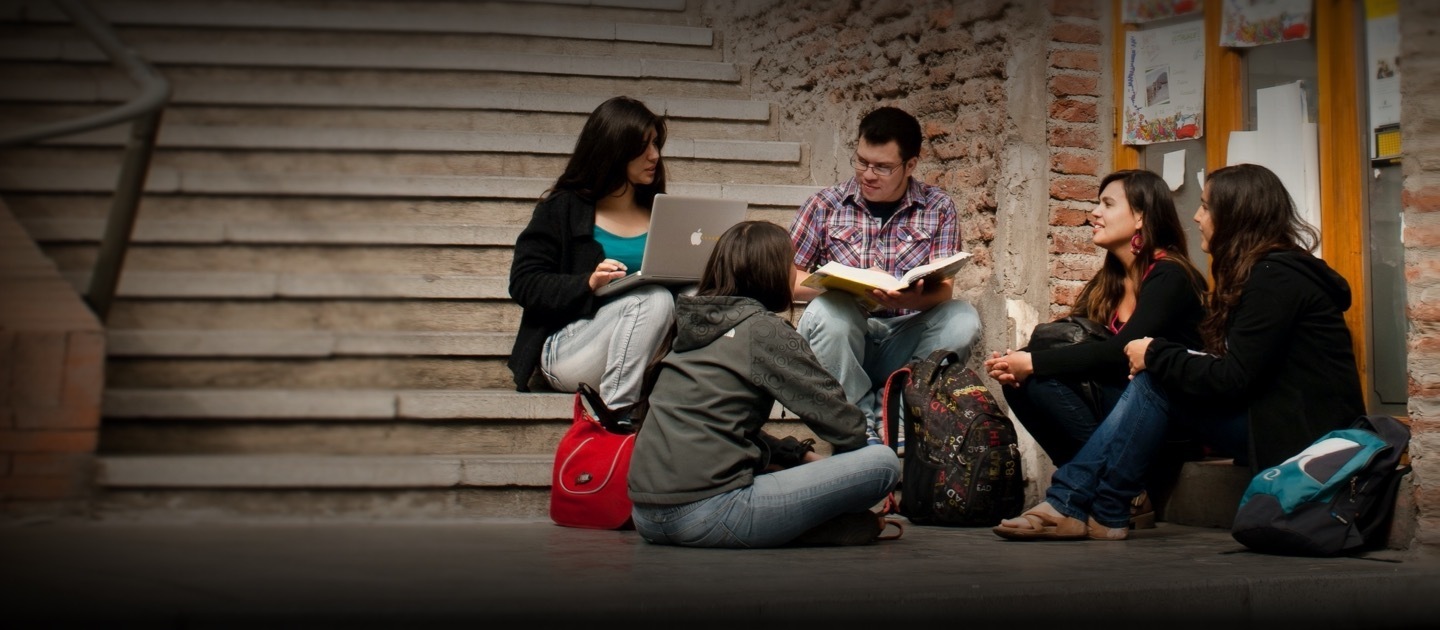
[797, 292, 981, 436]
[541, 284, 674, 410]
[631, 444, 901, 548]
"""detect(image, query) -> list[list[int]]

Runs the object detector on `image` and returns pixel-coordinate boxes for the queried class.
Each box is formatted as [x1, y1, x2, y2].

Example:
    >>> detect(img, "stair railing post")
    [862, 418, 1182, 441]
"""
[86, 107, 164, 321]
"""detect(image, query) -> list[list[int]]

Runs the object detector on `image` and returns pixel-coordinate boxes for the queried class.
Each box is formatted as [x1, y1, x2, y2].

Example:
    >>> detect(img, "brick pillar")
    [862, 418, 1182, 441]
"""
[1400, 1, 1440, 548]
[0, 202, 104, 513]
[1046, 0, 1105, 318]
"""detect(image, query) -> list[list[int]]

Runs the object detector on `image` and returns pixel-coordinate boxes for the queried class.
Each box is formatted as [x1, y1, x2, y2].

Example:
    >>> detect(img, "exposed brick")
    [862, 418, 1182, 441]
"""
[927, 6, 954, 30]
[1048, 125, 1100, 149]
[61, 330, 104, 416]
[12, 332, 65, 408]
[0, 476, 81, 501]
[1051, 279, 1087, 306]
[1404, 186, 1440, 213]
[916, 30, 975, 57]
[1049, 74, 1099, 97]
[14, 404, 100, 430]
[1050, 175, 1099, 201]
[1049, 50, 1101, 72]
[12, 452, 91, 477]
[1050, 205, 1092, 227]
[1050, 0, 1101, 19]
[1049, 98, 1098, 123]
[1052, 255, 1104, 281]
[1051, 150, 1100, 175]
[0, 429, 98, 453]
[1051, 226, 1097, 254]
[1051, 22, 1102, 45]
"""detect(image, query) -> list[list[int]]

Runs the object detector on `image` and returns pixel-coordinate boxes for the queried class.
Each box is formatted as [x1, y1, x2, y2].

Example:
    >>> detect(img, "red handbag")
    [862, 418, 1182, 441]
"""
[549, 384, 637, 530]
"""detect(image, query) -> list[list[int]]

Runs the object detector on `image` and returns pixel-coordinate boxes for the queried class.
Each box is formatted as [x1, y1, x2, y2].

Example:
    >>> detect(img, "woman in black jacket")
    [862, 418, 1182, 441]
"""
[993, 163, 1363, 541]
[507, 96, 676, 416]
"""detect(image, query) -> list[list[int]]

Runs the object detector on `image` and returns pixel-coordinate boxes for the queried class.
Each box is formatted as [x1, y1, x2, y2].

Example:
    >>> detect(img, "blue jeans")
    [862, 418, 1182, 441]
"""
[797, 292, 981, 435]
[541, 284, 674, 409]
[1003, 376, 1125, 466]
[630, 444, 900, 548]
[1044, 372, 1249, 527]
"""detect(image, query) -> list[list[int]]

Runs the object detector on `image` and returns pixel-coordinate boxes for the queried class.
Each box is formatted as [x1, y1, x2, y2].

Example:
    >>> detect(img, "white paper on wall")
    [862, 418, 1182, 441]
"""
[1226, 81, 1321, 248]
[1162, 149, 1187, 191]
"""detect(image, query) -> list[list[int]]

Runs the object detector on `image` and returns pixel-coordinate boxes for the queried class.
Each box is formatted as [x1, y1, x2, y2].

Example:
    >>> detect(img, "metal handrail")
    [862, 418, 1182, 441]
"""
[0, 0, 170, 321]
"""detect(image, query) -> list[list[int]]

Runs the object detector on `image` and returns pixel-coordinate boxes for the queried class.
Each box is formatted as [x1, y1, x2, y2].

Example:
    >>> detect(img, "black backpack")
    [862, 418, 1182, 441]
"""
[1231, 414, 1412, 556]
[880, 349, 1025, 526]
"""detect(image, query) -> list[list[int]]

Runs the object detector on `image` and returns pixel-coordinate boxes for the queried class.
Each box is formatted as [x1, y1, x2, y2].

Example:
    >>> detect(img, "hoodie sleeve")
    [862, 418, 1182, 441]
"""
[748, 316, 869, 452]
[1145, 261, 1305, 401]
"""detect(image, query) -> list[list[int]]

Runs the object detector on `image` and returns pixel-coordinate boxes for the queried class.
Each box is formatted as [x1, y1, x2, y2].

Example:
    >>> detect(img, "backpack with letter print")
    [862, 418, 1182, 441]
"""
[880, 349, 1025, 526]
[1231, 414, 1411, 556]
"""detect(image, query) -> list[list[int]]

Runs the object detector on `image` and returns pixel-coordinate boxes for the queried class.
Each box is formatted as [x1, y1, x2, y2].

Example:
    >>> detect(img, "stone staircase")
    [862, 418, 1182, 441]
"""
[0, 0, 824, 521]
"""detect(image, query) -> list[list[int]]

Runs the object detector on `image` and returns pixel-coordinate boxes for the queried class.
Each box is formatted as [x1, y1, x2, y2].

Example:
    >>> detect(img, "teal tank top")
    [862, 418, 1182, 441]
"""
[593, 227, 646, 272]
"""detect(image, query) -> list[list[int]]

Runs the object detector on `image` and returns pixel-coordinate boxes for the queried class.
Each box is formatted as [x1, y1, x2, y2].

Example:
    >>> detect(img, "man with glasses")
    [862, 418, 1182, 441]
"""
[789, 106, 981, 447]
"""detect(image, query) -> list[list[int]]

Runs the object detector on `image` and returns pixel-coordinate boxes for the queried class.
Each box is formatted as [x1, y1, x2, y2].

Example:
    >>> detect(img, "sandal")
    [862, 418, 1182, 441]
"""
[992, 502, 1087, 541]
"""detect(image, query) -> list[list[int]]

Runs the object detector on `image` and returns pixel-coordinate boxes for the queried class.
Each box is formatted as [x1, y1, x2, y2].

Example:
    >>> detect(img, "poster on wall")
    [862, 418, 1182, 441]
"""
[1227, 82, 1321, 237]
[1123, 20, 1205, 145]
[1122, 0, 1204, 24]
[1366, 0, 1401, 159]
[1220, 0, 1312, 47]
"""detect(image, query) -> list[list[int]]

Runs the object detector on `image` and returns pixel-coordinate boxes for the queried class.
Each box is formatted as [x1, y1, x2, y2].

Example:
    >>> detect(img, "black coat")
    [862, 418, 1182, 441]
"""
[507, 191, 606, 391]
[1144, 250, 1365, 470]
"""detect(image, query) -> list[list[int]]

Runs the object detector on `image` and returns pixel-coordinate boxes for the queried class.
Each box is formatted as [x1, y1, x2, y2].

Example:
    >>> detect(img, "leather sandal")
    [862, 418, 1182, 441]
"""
[992, 502, 1087, 541]
[1130, 491, 1156, 530]
[1088, 516, 1129, 541]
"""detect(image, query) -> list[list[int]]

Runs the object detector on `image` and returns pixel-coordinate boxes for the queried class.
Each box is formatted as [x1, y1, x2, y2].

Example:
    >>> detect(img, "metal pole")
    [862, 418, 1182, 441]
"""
[85, 108, 163, 321]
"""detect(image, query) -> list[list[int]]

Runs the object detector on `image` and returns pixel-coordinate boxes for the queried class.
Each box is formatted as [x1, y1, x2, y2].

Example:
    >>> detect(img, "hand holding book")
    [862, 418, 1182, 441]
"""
[800, 251, 971, 310]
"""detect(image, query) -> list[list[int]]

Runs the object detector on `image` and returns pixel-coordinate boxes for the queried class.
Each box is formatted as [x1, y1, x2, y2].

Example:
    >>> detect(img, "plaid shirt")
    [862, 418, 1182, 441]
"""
[790, 176, 961, 316]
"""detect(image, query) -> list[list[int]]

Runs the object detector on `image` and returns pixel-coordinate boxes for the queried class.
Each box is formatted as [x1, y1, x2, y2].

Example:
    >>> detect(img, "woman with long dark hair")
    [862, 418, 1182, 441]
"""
[994, 163, 1363, 541]
[507, 96, 675, 416]
[984, 170, 1206, 475]
[628, 221, 902, 548]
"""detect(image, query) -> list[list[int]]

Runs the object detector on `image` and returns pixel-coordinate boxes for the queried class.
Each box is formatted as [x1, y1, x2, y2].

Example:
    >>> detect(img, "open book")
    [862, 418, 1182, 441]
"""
[801, 251, 971, 309]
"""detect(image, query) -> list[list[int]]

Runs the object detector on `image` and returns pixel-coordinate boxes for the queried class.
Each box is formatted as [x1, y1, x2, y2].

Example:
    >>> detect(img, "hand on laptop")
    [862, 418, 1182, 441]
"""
[589, 259, 629, 292]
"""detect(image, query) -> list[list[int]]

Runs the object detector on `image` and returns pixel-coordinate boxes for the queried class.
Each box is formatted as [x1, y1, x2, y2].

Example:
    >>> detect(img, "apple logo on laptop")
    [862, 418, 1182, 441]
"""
[690, 228, 703, 246]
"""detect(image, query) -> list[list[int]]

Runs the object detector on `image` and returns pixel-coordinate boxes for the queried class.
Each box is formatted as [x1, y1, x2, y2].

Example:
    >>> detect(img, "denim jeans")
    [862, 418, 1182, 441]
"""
[631, 444, 900, 548]
[797, 292, 981, 434]
[1045, 372, 1174, 528]
[541, 284, 674, 409]
[1003, 376, 1125, 466]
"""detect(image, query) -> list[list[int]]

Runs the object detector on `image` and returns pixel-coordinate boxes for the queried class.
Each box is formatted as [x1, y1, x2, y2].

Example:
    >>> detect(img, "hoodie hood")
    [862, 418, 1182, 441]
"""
[1264, 250, 1351, 311]
[672, 295, 772, 352]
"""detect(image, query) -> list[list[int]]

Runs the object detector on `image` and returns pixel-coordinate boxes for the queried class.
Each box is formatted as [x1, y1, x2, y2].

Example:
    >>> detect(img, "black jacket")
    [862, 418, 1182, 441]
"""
[507, 191, 606, 391]
[1033, 259, 1205, 386]
[1145, 250, 1364, 470]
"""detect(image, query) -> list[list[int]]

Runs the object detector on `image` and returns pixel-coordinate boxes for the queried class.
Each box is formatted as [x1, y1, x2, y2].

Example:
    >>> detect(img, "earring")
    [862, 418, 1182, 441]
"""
[1130, 232, 1144, 255]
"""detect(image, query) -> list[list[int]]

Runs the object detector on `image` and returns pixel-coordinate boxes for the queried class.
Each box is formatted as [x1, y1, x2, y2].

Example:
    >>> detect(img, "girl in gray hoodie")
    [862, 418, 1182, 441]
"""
[628, 221, 902, 548]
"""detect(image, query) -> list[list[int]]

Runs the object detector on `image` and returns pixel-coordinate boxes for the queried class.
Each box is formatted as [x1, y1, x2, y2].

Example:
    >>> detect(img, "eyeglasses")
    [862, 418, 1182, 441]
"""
[851, 155, 900, 177]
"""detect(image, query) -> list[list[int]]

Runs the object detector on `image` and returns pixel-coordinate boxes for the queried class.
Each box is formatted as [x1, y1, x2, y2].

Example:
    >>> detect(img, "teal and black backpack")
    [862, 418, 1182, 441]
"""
[1231, 415, 1411, 557]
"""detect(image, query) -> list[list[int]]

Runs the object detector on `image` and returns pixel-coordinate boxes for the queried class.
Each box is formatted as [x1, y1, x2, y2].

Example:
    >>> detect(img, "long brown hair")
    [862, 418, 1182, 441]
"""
[1198, 163, 1320, 354]
[1069, 169, 1205, 324]
[633, 221, 795, 420]
[550, 96, 667, 208]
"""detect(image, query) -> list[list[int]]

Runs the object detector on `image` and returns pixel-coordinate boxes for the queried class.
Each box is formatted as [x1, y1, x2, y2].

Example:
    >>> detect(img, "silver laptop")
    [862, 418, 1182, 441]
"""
[594, 194, 748, 297]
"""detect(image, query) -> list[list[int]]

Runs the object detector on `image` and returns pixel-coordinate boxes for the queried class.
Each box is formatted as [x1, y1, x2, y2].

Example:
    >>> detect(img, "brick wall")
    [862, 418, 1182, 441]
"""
[1045, 0, 1106, 318]
[0, 201, 104, 513]
[1401, 1, 1440, 547]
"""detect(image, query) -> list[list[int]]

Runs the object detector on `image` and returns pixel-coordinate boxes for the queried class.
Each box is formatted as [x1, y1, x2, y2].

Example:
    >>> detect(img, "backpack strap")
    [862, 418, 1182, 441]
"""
[909, 348, 960, 390]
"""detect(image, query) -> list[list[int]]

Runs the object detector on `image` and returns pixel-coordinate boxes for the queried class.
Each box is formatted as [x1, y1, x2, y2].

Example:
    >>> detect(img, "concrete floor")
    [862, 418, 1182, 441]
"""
[3, 518, 1439, 628]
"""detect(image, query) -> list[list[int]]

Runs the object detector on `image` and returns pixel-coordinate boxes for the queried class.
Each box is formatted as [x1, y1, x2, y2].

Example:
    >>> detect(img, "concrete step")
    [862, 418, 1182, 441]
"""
[44, 126, 802, 164]
[6, 0, 709, 46]
[102, 300, 521, 334]
[0, 75, 771, 121]
[104, 388, 571, 420]
[1160, 458, 1253, 529]
[63, 271, 510, 299]
[0, 168, 825, 207]
[98, 453, 554, 488]
[106, 330, 514, 358]
[0, 38, 743, 82]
